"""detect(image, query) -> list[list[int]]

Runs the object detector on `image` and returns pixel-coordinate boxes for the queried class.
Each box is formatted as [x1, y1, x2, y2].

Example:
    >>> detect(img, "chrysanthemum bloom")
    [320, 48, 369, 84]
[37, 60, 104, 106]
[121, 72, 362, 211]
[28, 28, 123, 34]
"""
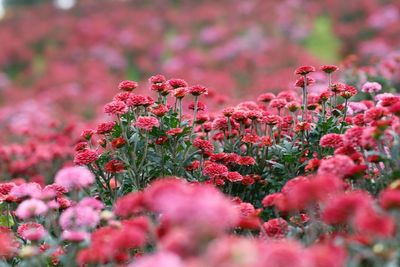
[320, 65, 338, 74]
[127, 252, 185, 267]
[257, 93, 276, 103]
[150, 104, 169, 117]
[81, 129, 95, 140]
[305, 158, 320, 172]
[0, 231, 17, 258]
[242, 133, 259, 144]
[203, 161, 228, 177]
[277, 91, 296, 102]
[269, 98, 287, 110]
[330, 83, 346, 94]
[319, 91, 331, 103]
[145, 179, 239, 233]
[149, 74, 167, 93]
[166, 128, 183, 136]
[189, 85, 208, 96]
[321, 191, 371, 225]
[364, 107, 388, 122]
[389, 102, 400, 116]
[17, 222, 47, 241]
[118, 80, 138, 91]
[295, 76, 315, 88]
[294, 122, 311, 132]
[168, 78, 188, 89]
[74, 150, 98, 165]
[317, 155, 355, 178]
[96, 121, 116, 134]
[111, 137, 126, 149]
[343, 126, 364, 147]
[360, 127, 379, 149]
[263, 114, 282, 125]
[59, 205, 100, 230]
[126, 95, 148, 107]
[55, 166, 94, 190]
[134, 116, 159, 131]
[8, 182, 42, 200]
[379, 95, 400, 107]
[353, 206, 395, 238]
[348, 102, 368, 113]
[361, 82, 382, 93]
[105, 160, 125, 173]
[104, 101, 128, 115]
[222, 107, 235, 117]
[295, 65, 315, 75]
[286, 101, 301, 112]
[226, 172, 243, 182]
[114, 191, 145, 218]
[16, 199, 48, 220]
[237, 156, 256, 166]
[173, 87, 188, 99]
[319, 133, 344, 149]
[380, 189, 400, 210]
[340, 85, 357, 99]
[74, 142, 88, 152]
[193, 138, 214, 152]
[263, 218, 288, 239]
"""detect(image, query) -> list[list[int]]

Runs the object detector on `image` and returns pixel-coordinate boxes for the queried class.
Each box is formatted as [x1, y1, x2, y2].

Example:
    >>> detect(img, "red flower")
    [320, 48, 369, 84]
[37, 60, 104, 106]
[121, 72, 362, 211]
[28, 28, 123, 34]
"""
[379, 189, 400, 210]
[237, 156, 256, 166]
[320, 65, 339, 73]
[189, 85, 208, 96]
[295, 65, 315, 75]
[111, 137, 126, 149]
[295, 76, 315, 88]
[167, 78, 188, 89]
[319, 133, 344, 149]
[193, 138, 214, 152]
[135, 116, 159, 131]
[114, 192, 145, 218]
[263, 218, 288, 239]
[104, 101, 128, 115]
[226, 172, 243, 182]
[203, 161, 228, 177]
[340, 85, 357, 99]
[74, 150, 98, 165]
[150, 104, 169, 117]
[105, 160, 125, 173]
[257, 93, 276, 103]
[118, 80, 138, 91]
[166, 128, 183, 136]
[96, 121, 116, 134]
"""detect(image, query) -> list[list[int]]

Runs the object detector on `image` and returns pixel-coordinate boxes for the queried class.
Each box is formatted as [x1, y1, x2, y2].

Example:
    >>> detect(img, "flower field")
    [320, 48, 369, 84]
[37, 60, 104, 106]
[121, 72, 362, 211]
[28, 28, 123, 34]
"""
[0, 1, 400, 266]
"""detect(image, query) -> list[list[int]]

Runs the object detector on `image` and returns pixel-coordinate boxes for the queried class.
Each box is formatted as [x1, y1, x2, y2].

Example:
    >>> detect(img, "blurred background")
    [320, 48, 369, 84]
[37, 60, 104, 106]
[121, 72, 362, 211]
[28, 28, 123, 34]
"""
[0, 0, 399, 132]
[0, 0, 399, 182]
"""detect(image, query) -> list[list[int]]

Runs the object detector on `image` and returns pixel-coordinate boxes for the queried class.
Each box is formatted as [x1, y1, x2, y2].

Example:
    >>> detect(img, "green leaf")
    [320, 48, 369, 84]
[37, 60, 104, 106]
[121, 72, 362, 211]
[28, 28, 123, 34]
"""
[0, 213, 14, 227]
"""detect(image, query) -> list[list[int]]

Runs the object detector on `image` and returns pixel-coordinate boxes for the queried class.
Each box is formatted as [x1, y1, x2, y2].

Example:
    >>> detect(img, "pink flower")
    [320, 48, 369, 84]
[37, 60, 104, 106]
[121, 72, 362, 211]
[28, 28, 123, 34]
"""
[17, 222, 47, 241]
[361, 82, 382, 93]
[134, 116, 159, 131]
[319, 134, 344, 149]
[317, 155, 355, 178]
[9, 182, 42, 199]
[295, 65, 315, 75]
[263, 218, 289, 239]
[74, 150, 98, 165]
[16, 199, 48, 219]
[145, 179, 239, 234]
[189, 85, 208, 96]
[62, 230, 89, 242]
[104, 101, 128, 115]
[128, 252, 185, 267]
[59, 206, 100, 230]
[55, 166, 94, 190]
[118, 80, 138, 91]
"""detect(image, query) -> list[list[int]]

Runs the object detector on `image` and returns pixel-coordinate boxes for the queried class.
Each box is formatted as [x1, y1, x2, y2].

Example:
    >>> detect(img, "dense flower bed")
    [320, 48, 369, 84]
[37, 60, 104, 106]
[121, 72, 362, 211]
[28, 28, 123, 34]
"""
[1, 64, 399, 266]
